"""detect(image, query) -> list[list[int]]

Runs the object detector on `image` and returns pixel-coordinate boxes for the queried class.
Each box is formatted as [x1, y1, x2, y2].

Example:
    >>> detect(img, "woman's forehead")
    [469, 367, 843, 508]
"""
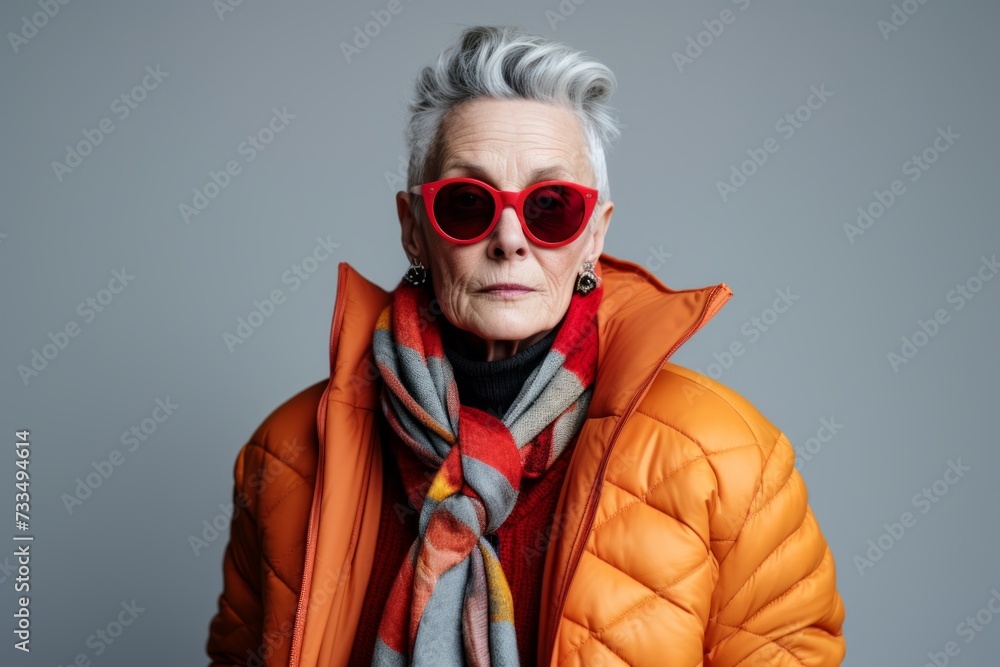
[437, 100, 591, 183]
[442, 99, 583, 145]
[439, 159, 576, 183]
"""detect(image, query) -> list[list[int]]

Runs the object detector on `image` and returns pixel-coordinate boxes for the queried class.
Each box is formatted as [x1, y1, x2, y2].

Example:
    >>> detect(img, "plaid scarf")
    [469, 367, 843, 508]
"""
[370, 279, 601, 666]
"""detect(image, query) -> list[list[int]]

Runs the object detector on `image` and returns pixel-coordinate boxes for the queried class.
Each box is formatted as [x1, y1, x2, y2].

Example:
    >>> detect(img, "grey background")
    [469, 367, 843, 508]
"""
[1, 0, 998, 665]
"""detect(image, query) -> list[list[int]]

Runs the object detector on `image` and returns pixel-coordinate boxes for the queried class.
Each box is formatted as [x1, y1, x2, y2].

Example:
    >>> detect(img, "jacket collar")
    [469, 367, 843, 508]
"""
[588, 253, 730, 416]
[324, 252, 731, 418]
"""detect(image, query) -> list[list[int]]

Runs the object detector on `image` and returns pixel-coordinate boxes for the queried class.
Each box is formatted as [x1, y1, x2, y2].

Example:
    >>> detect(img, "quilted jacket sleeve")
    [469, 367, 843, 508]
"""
[206, 441, 263, 666]
[705, 430, 846, 666]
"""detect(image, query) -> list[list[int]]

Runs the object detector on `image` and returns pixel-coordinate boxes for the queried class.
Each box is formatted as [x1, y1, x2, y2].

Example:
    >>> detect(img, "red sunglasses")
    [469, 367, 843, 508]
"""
[408, 177, 599, 248]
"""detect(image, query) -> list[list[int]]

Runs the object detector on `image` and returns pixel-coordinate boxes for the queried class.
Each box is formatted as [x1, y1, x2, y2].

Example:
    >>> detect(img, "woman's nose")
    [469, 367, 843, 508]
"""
[487, 205, 529, 258]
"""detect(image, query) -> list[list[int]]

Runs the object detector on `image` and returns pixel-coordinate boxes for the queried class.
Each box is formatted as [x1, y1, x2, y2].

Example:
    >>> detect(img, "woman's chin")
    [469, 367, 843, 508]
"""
[466, 319, 551, 346]
[445, 297, 557, 346]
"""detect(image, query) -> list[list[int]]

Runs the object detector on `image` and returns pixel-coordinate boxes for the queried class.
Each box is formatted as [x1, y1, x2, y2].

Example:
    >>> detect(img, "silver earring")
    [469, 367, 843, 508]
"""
[403, 256, 428, 285]
[575, 260, 601, 294]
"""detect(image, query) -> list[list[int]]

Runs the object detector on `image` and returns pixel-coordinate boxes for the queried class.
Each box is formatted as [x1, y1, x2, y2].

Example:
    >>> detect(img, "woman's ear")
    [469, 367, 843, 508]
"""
[396, 191, 423, 259]
[586, 199, 613, 263]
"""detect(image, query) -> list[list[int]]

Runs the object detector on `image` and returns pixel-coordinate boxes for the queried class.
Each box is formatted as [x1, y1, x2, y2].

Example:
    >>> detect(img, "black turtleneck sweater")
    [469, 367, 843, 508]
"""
[440, 322, 560, 418]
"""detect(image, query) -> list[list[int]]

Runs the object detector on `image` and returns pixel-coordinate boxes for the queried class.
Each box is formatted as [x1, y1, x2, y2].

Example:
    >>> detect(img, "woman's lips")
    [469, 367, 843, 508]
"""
[479, 283, 534, 297]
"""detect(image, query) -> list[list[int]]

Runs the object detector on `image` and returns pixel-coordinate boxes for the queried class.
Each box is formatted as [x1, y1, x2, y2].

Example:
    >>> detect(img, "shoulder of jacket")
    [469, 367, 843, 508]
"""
[634, 362, 783, 459]
[240, 379, 325, 484]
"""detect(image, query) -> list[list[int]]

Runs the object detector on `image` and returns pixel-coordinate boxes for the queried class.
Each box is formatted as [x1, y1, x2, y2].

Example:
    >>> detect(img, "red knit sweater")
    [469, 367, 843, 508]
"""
[347, 413, 573, 666]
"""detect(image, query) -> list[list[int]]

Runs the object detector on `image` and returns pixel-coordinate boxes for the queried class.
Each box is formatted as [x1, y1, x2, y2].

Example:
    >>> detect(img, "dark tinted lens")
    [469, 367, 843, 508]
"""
[433, 182, 495, 240]
[523, 184, 586, 243]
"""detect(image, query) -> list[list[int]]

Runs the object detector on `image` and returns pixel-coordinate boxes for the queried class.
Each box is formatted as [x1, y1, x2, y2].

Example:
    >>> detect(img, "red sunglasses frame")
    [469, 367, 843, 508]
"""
[408, 177, 599, 248]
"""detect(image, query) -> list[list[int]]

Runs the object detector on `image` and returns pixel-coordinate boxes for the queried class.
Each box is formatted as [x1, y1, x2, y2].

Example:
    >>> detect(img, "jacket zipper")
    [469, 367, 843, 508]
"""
[289, 264, 350, 667]
[545, 283, 729, 666]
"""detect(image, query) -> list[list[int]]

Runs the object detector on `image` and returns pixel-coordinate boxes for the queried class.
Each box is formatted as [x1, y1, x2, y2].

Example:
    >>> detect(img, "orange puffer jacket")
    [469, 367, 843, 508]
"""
[206, 253, 846, 666]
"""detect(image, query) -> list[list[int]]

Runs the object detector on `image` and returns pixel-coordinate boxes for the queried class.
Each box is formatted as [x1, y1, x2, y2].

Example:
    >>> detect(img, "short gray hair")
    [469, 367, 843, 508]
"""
[402, 25, 623, 209]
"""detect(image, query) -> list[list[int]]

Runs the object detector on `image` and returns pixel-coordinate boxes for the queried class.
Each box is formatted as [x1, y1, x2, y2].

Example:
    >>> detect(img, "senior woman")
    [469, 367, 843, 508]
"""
[207, 25, 845, 667]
